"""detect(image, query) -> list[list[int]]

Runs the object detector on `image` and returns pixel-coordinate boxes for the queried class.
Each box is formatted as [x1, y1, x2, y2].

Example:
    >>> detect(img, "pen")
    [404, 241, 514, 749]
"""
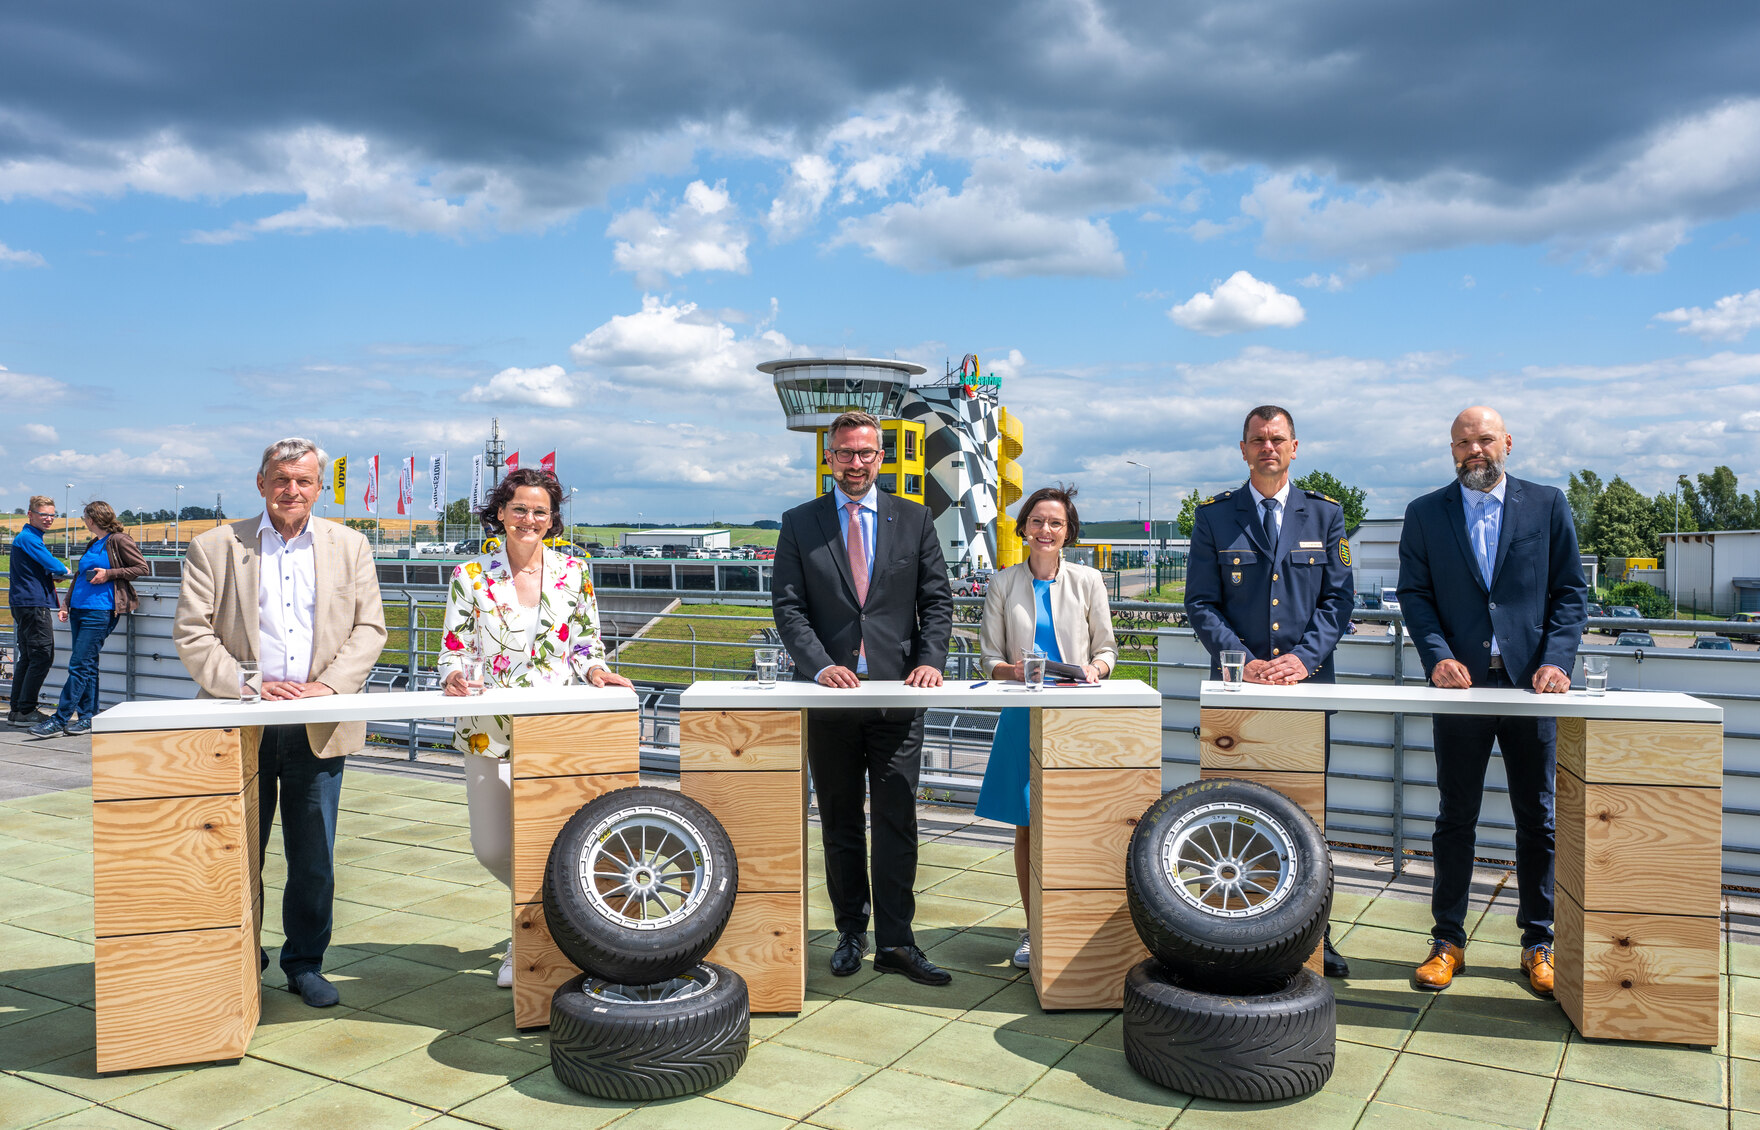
[969, 681, 989, 689]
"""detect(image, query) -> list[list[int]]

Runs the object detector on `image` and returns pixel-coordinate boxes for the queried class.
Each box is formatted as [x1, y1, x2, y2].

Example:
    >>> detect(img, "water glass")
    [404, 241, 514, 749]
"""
[1022, 648, 1048, 691]
[1583, 655, 1609, 697]
[462, 654, 485, 696]
[754, 647, 779, 689]
[1220, 650, 1248, 691]
[238, 660, 261, 704]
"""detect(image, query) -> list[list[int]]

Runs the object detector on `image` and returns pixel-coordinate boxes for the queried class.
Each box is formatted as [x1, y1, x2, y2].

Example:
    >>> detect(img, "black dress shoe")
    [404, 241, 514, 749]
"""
[288, 971, 339, 1007]
[830, 932, 868, 977]
[874, 945, 952, 986]
[1323, 931, 1350, 979]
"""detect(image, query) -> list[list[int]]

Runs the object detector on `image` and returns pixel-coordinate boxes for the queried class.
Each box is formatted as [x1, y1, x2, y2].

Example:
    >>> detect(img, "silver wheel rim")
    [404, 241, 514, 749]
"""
[583, 967, 718, 1004]
[1160, 800, 1298, 918]
[578, 804, 713, 930]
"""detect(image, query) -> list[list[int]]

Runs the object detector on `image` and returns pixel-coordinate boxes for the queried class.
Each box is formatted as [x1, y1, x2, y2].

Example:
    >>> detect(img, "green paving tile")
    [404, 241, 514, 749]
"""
[0, 983, 68, 1029]
[1357, 1101, 1507, 1128]
[332, 835, 410, 865]
[386, 923, 507, 972]
[37, 1106, 167, 1128]
[772, 998, 947, 1065]
[926, 870, 1024, 908]
[320, 952, 458, 1010]
[979, 1096, 1153, 1130]
[221, 1081, 435, 1129]
[1020, 1043, 1188, 1126]
[19, 1046, 192, 1104]
[1355, 895, 1440, 935]
[0, 1002, 97, 1070]
[746, 996, 829, 1042]
[1328, 890, 1372, 923]
[609, 1095, 795, 1129]
[1735, 1010, 1760, 1061]
[347, 1033, 549, 1109]
[10, 854, 95, 895]
[339, 873, 468, 911]
[332, 909, 458, 947]
[407, 883, 513, 923]
[246, 987, 362, 1049]
[922, 927, 1027, 981]
[1733, 944, 1760, 980]
[1373, 1053, 1554, 1127]
[1736, 1113, 1760, 1130]
[1088, 1014, 1126, 1052]
[417, 856, 507, 886]
[1735, 1056, 1760, 1113]
[457, 1012, 551, 1057]
[912, 892, 1006, 930]
[1734, 976, 1760, 1017]
[978, 905, 1028, 931]
[12, 899, 97, 943]
[958, 979, 1114, 1044]
[1330, 923, 1427, 966]
[0, 922, 92, 978]
[1422, 986, 1574, 1032]
[253, 1013, 448, 1077]
[1406, 998, 1567, 1076]
[910, 864, 965, 890]
[0, 881, 87, 922]
[918, 842, 1006, 871]
[804, 951, 884, 1000]
[0, 838, 85, 872]
[705, 1040, 871, 1118]
[1560, 1037, 1725, 1107]
[847, 963, 1011, 1019]
[1542, 1078, 1724, 1129]
[1470, 910, 1526, 948]
[1323, 1038, 1397, 1100]
[971, 850, 1023, 877]
[0, 1071, 92, 1127]
[895, 1018, 1074, 1094]
[1173, 1091, 1366, 1128]
[369, 970, 512, 1033]
[811, 1066, 1013, 1130]
[111, 1056, 329, 1130]
[449, 1067, 632, 1128]
[369, 821, 467, 848]
[11, 961, 96, 1007]
[1331, 959, 1429, 1049]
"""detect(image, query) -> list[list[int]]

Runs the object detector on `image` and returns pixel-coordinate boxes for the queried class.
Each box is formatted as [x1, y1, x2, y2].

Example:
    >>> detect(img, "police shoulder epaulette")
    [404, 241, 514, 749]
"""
[1200, 491, 1227, 506]
[1304, 490, 1338, 504]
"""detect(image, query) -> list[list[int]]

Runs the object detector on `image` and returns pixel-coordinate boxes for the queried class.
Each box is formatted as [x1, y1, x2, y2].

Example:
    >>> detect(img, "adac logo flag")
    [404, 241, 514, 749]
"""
[363, 455, 379, 515]
[540, 451, 555, 476]
[396, 457, 414, 516]
[332, 456, 347, 505]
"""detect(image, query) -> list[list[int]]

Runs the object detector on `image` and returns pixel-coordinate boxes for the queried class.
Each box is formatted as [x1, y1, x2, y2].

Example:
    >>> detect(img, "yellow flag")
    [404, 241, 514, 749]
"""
[333, 456, 348, 505]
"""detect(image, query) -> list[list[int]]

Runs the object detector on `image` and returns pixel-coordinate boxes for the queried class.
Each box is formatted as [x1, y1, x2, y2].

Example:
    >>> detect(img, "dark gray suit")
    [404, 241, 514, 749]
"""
[772, 490, 952, 947]
[1398, 474, 1587, 948]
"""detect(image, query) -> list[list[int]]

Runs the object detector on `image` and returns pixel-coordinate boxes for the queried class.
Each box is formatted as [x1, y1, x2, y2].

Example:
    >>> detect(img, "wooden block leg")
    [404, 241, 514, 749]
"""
[1030, 885, 1147, 1010]
[96, 927, 258, 1072]
[706, 891, 806, 1012]
[512, 901, 582, 1029]
[1554, 886, 1718, 1045]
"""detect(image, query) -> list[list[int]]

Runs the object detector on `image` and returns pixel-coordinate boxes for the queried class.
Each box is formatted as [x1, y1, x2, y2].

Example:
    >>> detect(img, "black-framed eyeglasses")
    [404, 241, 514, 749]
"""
[828, 448, 883, 465]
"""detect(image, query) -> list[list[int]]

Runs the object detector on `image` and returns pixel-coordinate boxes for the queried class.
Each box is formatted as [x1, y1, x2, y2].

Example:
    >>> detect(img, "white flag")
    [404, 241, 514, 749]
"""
[396, 457, 414, 516]
[429, 454, 447, 513]
[363, 455, 380, 515]
[470, 454, 485, 509]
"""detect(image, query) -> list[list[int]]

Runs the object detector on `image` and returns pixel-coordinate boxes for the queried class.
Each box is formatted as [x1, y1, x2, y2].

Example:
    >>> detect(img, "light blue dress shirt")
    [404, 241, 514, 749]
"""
[819, 485, 879, 678]
[1461, 478, 1506, 657]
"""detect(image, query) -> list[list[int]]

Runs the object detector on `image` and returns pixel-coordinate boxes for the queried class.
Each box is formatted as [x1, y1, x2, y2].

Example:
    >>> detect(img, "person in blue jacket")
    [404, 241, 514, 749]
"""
[1185, 405, 1355, 977]
[8, 495, 70, 727]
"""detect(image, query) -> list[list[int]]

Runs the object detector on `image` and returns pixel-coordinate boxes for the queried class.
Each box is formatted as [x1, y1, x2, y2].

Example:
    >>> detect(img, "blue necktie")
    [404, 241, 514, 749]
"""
[1260, 498, 1279, 550]
[1472, 497, 1495, 586]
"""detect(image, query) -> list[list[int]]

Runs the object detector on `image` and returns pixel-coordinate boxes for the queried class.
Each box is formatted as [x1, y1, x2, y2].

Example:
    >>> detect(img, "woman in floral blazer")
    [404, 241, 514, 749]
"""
[435, 468, 632, 986]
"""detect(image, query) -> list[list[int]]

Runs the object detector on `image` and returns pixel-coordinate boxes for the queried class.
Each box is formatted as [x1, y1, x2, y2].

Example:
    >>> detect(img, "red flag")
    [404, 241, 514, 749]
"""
[540, 451, 556, 475]
[505, 451, 519, 473]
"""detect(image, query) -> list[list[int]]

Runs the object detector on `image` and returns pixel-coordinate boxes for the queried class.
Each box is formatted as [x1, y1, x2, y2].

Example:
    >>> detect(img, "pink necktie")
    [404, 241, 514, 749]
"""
[845, 501, 869, 605]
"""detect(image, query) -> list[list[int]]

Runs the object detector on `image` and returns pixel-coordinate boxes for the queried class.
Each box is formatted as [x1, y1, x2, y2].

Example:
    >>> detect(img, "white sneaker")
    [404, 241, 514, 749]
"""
[497, 946, 515, 988]
[1012, 931, 1032, 970]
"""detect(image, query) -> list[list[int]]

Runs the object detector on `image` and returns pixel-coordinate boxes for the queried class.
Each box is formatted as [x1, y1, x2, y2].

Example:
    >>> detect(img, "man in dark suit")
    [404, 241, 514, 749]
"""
[1186, 404, 1355, 976]
[773, 410, 955, 986]
[1398, 406, 1587, 996]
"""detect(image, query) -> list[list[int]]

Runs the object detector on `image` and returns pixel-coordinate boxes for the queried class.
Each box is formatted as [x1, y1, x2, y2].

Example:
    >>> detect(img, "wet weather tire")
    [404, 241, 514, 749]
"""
[1126, 778, 1330, 989]
[544, 785, 738, 984]
[549, 963, 750, 1100]
[1123, 960, 1334, 1101]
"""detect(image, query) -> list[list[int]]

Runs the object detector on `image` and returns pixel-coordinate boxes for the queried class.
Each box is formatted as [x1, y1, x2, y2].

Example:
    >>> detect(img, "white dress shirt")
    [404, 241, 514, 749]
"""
[1248, 479, 1292, 546]
[258, 511, 317, 683]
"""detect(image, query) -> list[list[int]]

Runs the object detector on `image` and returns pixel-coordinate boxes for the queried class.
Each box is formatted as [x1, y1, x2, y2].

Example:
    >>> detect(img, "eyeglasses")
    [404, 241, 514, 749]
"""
[1025, 518, 1068, 531]
[828, 448, 883, 465]
[507, 506, 551, 521]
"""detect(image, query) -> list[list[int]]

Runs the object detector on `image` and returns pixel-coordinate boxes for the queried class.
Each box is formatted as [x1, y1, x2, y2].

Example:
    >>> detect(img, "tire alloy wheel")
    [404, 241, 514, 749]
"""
[582, 969, 718, 1006]
[580, 806, 712, 931]
[1161, 801, 1297, 919]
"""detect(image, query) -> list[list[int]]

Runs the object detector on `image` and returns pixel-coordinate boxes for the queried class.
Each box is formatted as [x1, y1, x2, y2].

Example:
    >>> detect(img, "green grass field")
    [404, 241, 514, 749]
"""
[567, 526, 780, 549]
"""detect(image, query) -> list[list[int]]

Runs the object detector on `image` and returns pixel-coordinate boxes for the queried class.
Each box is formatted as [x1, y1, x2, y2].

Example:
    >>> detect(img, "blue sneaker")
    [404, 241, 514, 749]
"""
[65, 718, 92, 737]
[27, 718, 65, 739]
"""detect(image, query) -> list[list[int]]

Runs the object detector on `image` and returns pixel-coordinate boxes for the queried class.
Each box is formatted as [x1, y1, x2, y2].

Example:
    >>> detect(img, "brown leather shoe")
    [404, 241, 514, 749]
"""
[1522, 944, 1555, 995]
[1415, 939, 1466, 989]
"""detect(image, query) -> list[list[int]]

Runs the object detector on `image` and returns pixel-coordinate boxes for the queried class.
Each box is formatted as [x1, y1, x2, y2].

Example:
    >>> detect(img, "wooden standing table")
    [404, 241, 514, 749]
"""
[89, 686, 639, 1071]
[1196, 681, 1724, 1044]
[677, 679, 1164, 1013]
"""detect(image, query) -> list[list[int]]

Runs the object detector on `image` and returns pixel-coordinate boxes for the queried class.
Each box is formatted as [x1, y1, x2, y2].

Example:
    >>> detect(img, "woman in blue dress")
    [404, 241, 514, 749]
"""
[30, 501, 148, 738]
[975, 485, 1119, 968]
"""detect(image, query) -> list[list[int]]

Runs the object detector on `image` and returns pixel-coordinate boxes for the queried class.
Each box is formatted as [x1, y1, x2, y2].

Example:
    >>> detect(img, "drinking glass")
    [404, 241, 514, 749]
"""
[1583, 655, 1609, 696]
[462, 654, 485, 696]
[1022, 647, 1048, 691]
[754, 647, 779, 689]
[1220, 650, 1248, 690]
[238, 660, 261, 704]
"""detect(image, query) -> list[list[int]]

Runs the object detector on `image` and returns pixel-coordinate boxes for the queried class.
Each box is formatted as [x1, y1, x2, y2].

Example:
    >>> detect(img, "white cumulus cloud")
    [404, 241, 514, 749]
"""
[1655, 289, 1760, 343]
[608, 180, 749, 287]
[23, 423, 58, 443]
[765, 155, 837, 240]
[0, 241, 46, 268]
[1168, 271, 1306, 335]
[462, 364, 575, 408]
[569, 295, 790, 393]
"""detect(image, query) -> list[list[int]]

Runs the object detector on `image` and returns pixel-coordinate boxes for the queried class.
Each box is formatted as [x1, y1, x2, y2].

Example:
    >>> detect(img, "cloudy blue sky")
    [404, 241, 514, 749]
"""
[3, 0, 1759, 524]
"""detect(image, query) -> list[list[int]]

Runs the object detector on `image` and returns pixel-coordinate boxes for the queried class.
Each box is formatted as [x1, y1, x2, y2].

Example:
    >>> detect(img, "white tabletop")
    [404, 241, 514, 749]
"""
[1197, 681, 1721, 723]
[678, 678, 1163, 711]
[92, 686, 640, 733]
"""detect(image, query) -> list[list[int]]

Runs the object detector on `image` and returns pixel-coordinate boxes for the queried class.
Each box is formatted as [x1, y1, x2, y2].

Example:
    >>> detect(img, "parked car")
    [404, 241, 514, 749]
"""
[1596, 606, 1643, 635]
[1691, 635, 1735, 650]
[1355, 591, 1381, 610]
[1722, 612, 1760, 640]
[755, 547, 776, 560]
[416, 541, 452, 555]
[1615, 632, 1656, 648]
[1584, 602, 1605, 618]
[1379, 587, 1400, 613]
[951, 576, 987, 597]
[453, 538, 484, 555]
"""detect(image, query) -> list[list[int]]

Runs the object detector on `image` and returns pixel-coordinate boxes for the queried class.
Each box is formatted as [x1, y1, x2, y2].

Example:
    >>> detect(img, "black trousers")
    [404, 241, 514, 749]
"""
[1430, 669, 1557, 949]
[9, 606, 56, 715]
[807, 708, 925, 948]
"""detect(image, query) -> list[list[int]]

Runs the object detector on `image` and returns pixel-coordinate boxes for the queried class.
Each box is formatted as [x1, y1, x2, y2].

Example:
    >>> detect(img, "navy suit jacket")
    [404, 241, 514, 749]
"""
[771, 490, 953, 682]
[1185, 484, 1354, 681]
[1397, 475, 1587, 687]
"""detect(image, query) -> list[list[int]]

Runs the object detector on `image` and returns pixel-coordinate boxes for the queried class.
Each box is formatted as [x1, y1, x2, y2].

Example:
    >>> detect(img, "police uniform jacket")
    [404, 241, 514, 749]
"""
[1185, 485, 1355, 682]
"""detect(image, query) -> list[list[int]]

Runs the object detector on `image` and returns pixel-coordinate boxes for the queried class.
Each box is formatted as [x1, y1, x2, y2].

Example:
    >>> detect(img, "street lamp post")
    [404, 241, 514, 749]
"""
[1126, 460, 1153, 589]
[64, 483, 74, 556]
[569, 487, 579, 542]
[1673, 479, 1682, 617]
[174, 484, 183, 549]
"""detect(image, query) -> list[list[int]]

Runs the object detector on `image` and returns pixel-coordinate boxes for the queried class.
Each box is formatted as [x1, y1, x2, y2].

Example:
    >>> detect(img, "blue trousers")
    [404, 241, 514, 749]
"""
[257, 725, 344, 979]
[51, 609, 118, 725]
[1430, 671, 1557, 949]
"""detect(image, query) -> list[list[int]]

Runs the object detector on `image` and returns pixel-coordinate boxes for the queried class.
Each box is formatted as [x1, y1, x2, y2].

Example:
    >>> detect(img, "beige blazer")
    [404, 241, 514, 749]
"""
[978, 559, 1119, 679]
[173, 516, 388, 758]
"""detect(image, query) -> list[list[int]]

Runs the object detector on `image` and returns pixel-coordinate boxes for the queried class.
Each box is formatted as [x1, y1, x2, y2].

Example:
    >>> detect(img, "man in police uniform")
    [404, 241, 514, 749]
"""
[1185, 404, 1356, 976]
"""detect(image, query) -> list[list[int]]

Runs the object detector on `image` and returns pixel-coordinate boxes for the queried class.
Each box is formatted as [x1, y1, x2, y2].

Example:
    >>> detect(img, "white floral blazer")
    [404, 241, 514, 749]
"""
[436, 548, 608, 759]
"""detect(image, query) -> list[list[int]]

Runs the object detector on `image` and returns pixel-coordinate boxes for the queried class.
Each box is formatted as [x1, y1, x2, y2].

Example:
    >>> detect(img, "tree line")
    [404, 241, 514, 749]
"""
[1174, 471, 1370, 538]
[1567, 466, 1760, 560]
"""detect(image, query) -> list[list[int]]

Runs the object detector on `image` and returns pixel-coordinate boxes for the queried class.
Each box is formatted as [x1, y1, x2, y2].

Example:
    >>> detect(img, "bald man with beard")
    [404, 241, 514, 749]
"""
[1396, 407, 1587, 997]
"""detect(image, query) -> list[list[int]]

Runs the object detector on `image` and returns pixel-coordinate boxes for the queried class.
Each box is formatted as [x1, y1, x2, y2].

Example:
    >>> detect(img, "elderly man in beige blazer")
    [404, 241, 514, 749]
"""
[174, 438, 386, 1008]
